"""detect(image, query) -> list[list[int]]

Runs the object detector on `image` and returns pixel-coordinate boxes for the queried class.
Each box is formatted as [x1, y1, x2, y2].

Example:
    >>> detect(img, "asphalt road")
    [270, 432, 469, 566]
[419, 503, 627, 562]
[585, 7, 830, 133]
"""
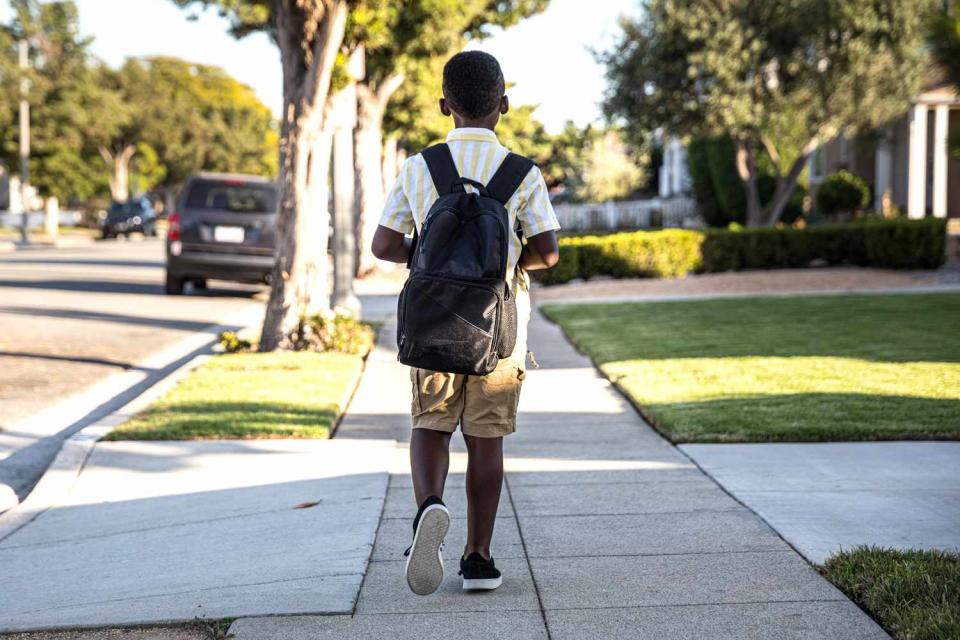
[0, 237, 266, 502]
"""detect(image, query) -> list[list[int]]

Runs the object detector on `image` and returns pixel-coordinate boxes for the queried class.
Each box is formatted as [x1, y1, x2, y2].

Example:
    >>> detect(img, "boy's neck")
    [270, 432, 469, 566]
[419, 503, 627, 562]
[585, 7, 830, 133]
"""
[451, 115, 498, 132]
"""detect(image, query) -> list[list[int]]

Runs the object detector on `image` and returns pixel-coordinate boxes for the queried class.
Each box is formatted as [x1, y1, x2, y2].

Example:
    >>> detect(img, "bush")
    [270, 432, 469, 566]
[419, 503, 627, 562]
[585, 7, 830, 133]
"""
[217, 331, 254, 353]
[534, 218, 946, 285]
[288, 309, 375, 355]
[817, 171, 871, 216]
[217, 309, 376, 356]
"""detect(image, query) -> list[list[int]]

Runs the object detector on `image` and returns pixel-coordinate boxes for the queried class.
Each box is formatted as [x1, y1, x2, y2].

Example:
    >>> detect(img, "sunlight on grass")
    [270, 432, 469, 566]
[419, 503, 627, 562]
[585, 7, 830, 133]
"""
[543, 293, 960, 442]
[822, 547, 960, 640]
[106, 351, 364, 440]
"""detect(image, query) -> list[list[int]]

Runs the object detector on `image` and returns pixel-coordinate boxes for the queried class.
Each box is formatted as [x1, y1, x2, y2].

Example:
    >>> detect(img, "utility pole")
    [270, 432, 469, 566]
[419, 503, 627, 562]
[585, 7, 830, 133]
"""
[18, 39, 30, 245]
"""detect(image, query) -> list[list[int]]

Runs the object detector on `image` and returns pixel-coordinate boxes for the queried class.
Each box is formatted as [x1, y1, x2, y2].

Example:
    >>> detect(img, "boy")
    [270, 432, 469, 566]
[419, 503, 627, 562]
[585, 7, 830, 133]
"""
[372, 50, 560, 595]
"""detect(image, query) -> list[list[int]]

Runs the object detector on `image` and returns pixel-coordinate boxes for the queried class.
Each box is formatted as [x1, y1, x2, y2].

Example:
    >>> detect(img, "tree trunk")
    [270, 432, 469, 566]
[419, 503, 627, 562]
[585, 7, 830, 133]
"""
[382, 135, 399, 193]
[734, 138, 764, 227]
[354, 74, 404, 276]
[260, 0, 348, 352]
[99, 144, 136, 203]
[762, 138, 820, 227]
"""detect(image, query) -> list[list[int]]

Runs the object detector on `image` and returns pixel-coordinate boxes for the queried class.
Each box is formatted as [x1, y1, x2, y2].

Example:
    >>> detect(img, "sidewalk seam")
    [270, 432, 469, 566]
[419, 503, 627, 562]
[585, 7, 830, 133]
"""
[504, 475, 553, 640]
[350, 473, 392, 616]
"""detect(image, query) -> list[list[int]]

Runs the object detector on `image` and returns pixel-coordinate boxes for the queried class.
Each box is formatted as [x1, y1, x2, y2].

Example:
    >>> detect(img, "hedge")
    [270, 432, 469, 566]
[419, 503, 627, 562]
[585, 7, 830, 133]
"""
[534, 218, 946, 285]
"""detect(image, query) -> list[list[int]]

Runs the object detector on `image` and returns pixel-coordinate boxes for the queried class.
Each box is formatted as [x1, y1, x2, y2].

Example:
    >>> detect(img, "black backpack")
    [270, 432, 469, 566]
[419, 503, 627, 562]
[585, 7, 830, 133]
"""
[396, 143, 534, 376]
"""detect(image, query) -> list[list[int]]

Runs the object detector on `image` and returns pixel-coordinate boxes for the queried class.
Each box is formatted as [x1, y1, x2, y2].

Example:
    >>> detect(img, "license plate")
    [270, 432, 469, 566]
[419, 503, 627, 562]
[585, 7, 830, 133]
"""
[214, 226, 244, 243]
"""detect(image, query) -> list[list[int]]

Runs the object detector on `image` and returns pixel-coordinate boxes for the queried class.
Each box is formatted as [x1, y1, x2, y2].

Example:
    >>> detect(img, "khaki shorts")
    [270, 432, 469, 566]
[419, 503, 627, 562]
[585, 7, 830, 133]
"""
[410, 359, 526, 438]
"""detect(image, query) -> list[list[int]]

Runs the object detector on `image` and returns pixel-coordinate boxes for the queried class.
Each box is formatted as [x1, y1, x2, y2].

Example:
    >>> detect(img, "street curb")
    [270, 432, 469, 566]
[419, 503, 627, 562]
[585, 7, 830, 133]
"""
[0, 353, 211, 544]
[532, 283, 960, 306]
[0, 306, 264, 543]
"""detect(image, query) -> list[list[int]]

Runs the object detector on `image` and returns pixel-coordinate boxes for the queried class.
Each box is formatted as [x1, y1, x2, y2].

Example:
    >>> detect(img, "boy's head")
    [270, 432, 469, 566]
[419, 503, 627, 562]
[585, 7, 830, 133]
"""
[440, 51, 508, 127]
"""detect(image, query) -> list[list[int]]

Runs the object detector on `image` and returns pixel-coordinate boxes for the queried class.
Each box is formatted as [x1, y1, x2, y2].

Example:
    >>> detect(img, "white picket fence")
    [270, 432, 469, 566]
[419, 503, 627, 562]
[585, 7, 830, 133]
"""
[552, 197, 700, 233]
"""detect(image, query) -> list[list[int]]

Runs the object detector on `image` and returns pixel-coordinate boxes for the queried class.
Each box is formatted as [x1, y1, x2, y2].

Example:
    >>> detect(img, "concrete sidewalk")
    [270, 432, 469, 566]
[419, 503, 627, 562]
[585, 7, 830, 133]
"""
[0, 439, 395, 632]
[682, 441, 960, 564]
[230, 310, 888, 640]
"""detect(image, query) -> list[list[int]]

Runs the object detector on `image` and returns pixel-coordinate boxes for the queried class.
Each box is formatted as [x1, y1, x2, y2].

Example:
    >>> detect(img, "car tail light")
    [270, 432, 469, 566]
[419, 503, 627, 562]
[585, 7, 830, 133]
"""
[167, 212, 181, 241]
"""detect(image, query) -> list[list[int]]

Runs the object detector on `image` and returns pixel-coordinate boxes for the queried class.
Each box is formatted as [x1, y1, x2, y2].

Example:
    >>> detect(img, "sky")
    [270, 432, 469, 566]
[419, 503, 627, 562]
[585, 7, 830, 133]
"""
[0, 0, 636, 133]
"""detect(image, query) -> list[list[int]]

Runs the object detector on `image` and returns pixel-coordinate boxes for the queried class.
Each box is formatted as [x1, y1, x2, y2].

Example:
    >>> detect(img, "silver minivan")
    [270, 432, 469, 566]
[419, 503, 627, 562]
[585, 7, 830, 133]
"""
[165, 173, 278, 295]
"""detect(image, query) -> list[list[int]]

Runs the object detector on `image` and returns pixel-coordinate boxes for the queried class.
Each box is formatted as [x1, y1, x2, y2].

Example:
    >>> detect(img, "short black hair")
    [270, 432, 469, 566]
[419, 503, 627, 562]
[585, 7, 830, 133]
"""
[442, 51, 505, 119]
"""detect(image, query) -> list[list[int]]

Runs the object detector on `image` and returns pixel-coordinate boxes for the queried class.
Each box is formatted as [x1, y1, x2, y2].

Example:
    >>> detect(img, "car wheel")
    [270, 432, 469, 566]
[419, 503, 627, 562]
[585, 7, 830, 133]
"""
[165, 272, 185, 295]
[192, 278, 208, 290]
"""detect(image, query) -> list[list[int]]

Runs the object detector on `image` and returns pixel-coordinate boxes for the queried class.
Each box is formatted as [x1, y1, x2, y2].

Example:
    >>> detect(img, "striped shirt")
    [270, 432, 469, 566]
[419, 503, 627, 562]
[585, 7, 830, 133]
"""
[379, 127, 560, 287]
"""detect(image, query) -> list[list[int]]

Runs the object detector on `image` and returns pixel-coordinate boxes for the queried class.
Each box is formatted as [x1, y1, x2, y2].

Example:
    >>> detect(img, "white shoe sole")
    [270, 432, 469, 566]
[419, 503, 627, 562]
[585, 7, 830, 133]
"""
[462, 576, 503, 591]
[405, 504, 450, 595]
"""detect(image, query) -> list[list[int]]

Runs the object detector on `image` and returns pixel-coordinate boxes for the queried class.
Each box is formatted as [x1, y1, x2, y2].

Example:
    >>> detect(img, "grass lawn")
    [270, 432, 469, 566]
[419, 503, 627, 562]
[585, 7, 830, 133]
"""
[542, 293, 960, 442]
[822, 547, 960, 640]
[105, 351, 364, 440]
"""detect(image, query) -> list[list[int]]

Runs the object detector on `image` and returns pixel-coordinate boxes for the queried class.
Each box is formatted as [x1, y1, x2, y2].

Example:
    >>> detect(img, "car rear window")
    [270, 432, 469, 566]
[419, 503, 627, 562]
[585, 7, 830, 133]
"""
[185, 181, 277, 213]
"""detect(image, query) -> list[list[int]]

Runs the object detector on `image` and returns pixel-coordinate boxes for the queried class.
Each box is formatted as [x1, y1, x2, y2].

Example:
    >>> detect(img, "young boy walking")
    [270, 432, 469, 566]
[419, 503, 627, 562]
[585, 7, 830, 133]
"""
[371, 51, 560, 595]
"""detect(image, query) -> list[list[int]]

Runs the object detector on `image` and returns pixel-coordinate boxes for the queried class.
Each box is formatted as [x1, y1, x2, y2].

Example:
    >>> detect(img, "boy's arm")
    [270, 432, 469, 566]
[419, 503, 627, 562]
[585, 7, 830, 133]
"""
[372, 158, 416, 263]
[517, 167, 562, 270]
[371, 225, 412, 264]
[520, 230, 560, 270]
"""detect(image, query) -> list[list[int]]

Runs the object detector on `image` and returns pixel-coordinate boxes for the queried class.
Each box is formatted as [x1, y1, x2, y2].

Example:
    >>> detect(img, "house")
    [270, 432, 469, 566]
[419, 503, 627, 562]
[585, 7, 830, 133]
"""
[810, 77, 960, 219]
[659, 136, 692, 198]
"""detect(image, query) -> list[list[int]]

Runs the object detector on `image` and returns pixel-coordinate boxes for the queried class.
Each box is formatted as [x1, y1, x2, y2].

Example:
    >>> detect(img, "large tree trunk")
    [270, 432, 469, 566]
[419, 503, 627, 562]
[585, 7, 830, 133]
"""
[99, 144, 136, 203]
[382, 135, 399, 193]
[260, 0, 348, 352]
[354, 73, 404, 276]
[734, 138, 764, 227]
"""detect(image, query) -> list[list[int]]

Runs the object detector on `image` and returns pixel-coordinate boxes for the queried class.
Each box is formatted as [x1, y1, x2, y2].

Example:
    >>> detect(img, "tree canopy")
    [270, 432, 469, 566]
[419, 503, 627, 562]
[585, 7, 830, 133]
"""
[601, 0, 934, 226]
[0, 1, 276, 208]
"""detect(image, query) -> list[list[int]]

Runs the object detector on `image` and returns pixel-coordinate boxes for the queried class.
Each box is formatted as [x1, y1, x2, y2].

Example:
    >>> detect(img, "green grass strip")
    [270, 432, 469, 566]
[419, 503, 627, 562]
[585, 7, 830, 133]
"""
[823, 547, 960, 640]
[106, 351, 364, 440]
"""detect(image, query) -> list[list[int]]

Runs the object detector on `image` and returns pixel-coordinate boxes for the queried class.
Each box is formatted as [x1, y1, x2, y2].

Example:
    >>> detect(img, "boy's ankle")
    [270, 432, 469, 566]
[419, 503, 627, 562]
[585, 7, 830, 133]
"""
[462, 547, 491, 560]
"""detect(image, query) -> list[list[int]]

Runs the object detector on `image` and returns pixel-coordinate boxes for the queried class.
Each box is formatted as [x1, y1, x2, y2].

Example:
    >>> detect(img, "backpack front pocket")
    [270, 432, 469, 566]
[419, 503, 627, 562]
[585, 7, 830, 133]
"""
[397, 275, 501, 375]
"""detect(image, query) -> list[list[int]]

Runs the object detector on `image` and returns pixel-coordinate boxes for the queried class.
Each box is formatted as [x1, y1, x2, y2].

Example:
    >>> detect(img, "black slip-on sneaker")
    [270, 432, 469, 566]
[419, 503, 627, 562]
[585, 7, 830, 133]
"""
[404, 495, 450, 595]
[459, 552, 502, 591]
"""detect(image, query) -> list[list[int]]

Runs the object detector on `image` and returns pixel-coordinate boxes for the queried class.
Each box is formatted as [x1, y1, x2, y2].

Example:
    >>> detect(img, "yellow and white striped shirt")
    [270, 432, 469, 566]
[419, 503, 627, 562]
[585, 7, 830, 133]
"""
[379, 127, 560, 280]
[379, 127, 560, 366]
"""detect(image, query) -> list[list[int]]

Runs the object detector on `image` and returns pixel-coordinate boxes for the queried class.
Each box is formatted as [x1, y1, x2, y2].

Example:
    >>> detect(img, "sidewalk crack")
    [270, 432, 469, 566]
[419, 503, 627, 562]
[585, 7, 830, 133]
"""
[504, 473, 552, 640]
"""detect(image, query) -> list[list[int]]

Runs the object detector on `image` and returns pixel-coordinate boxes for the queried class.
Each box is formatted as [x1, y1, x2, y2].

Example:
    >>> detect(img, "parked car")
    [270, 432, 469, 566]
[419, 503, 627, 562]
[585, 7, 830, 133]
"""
[165, 173, 278, 295]
[102, 197, 158, 238]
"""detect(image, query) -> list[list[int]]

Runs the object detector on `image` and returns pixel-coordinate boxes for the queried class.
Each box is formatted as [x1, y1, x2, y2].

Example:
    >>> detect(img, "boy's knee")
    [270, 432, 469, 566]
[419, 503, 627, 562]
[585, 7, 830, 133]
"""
[463, 434, 503, 452]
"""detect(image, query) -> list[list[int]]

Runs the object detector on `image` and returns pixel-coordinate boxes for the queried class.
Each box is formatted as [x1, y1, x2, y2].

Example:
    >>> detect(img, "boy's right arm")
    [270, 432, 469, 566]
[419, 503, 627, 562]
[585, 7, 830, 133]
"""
[372, 158, 417, 264]
[371, 226, 412, 264]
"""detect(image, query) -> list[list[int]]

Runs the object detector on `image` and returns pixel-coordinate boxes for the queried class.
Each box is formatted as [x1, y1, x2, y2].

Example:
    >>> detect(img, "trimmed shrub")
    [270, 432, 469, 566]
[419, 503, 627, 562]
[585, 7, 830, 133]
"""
[817, 171, 871, 216]
[534, 218, 946, 285]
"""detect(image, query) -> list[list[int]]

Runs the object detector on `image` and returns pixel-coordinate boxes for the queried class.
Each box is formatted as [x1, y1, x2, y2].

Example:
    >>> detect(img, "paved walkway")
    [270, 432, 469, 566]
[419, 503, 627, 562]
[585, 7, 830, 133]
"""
[682, 441, 960, 564]
[532, 266, 960, 305]
[230, 310, 888, 640]
[0, 439, 395, 632]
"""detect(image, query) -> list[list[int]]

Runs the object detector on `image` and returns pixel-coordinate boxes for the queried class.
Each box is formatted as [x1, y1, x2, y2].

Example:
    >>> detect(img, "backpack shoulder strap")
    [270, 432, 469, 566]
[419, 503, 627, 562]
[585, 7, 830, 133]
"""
[486, 153, 535, 205]
[421, 144, 461, 196]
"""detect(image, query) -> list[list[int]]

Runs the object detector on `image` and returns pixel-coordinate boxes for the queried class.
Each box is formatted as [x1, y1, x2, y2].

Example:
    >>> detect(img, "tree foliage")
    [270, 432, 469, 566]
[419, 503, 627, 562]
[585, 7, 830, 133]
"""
[601, 0, 933, 226]
[929, 0, 960, 154]
[0, 1, 276, 208]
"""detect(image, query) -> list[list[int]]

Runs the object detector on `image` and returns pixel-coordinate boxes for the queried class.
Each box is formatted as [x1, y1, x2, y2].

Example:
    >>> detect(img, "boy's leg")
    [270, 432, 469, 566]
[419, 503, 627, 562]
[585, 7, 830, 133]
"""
[462, 434, 503, 559]
[410, 428, 452, 504]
